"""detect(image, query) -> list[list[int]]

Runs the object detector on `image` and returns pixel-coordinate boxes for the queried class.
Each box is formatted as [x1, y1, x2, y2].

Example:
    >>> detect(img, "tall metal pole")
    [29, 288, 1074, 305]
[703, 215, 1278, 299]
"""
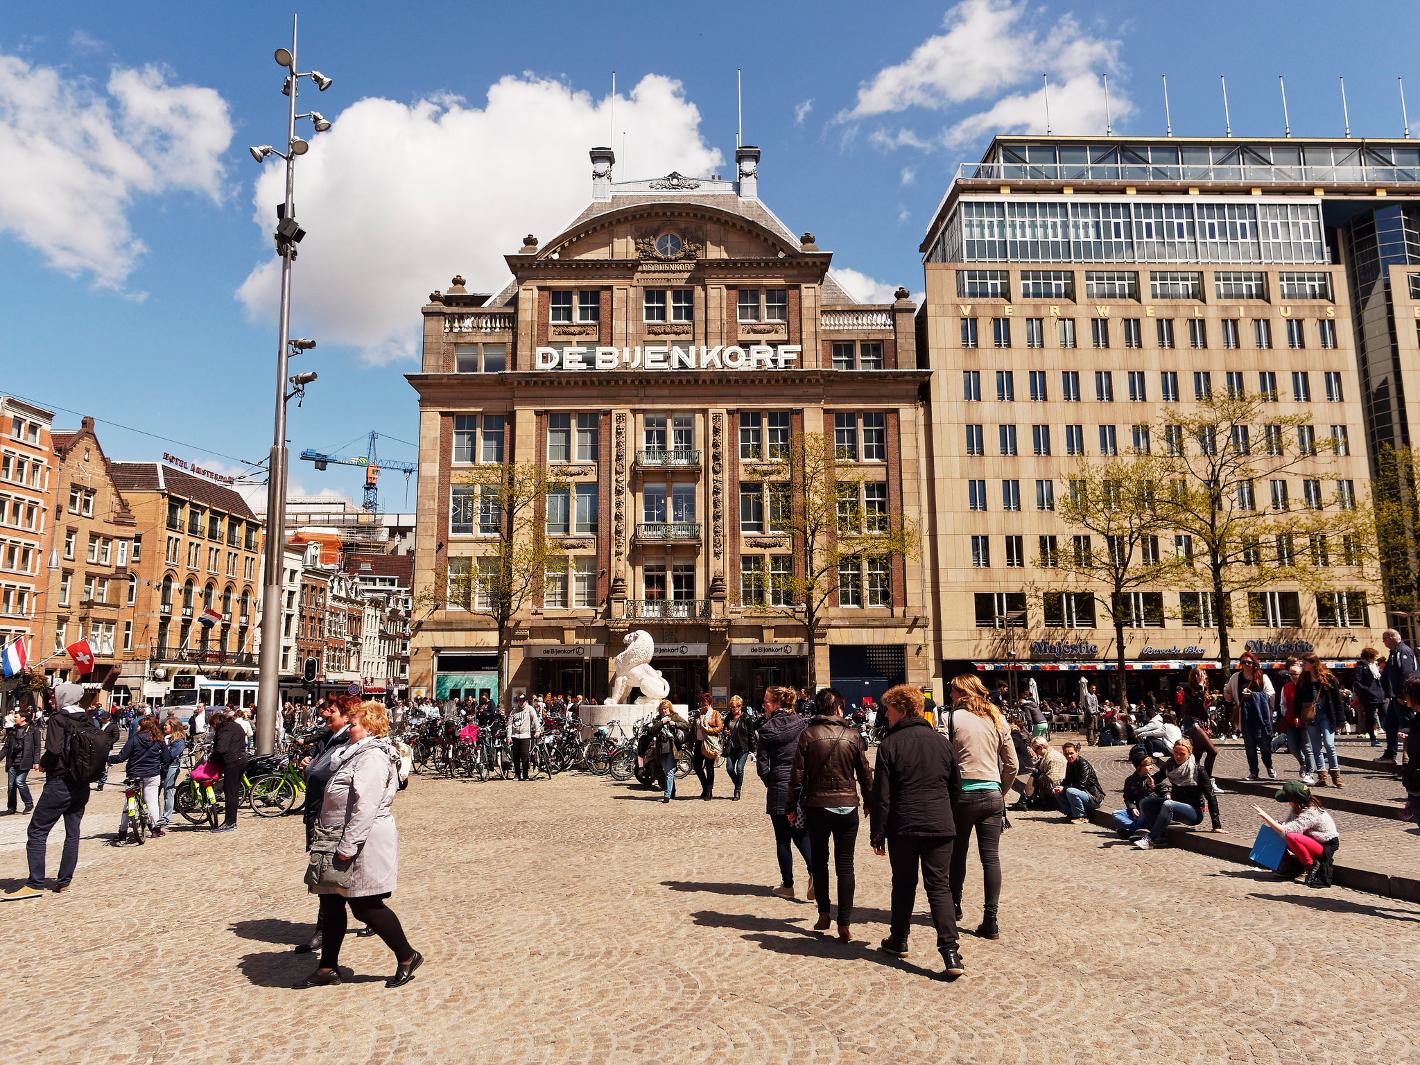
[257, 13, 300, 758]
[1162, 74, 1172, 137]
[1279, 75, 1292, 138]
[1221, 76, 1233, 137]
[1042, 73, 1052, 135]
[1340, 76, 1352, 139]
[1401, 76, 1411, 140]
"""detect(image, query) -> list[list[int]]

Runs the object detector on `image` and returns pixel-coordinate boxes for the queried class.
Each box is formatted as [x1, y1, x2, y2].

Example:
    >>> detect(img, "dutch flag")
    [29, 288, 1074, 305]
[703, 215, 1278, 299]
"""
[2, 636, 28, 678]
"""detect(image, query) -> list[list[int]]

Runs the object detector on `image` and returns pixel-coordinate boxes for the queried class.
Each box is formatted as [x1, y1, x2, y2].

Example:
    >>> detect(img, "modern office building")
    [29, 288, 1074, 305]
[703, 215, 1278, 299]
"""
[919, 135, 1399, 692]
[408, 146, 928, 704]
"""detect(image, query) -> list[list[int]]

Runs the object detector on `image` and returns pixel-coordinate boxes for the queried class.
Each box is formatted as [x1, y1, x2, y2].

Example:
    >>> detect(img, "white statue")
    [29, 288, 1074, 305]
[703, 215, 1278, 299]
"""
[608, 630, 671, 707]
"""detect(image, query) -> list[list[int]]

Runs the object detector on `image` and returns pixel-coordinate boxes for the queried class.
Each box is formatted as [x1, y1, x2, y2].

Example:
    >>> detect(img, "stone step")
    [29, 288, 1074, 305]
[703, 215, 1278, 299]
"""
[1214, 776, 1406, 821]
[1084, 807, 1420, 904]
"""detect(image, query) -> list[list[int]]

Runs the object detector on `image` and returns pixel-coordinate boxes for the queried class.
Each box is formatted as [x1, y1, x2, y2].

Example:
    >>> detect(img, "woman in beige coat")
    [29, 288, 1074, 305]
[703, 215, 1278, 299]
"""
[298, 701, 424, 989]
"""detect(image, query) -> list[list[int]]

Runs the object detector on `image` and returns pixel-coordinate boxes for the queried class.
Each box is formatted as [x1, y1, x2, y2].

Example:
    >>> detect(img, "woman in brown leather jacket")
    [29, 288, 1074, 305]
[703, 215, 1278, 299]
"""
[786, 687, 872, 942]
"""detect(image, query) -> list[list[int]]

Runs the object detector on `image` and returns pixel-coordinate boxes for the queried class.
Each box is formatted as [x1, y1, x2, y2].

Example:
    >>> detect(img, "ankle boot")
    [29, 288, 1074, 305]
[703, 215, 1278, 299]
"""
[975, 913, 1000, 940]
[1313, 772, 1328, 787]
[1330, 770, 1344, 788]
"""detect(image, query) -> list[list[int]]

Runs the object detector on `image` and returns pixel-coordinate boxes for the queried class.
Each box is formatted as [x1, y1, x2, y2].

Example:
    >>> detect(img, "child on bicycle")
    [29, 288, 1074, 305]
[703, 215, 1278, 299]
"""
[108, 716, 165, 843]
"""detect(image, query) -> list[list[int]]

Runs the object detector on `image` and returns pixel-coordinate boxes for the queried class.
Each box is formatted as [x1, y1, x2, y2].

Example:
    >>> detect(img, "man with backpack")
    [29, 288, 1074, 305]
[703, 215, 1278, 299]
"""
[3, 666, 120, 901]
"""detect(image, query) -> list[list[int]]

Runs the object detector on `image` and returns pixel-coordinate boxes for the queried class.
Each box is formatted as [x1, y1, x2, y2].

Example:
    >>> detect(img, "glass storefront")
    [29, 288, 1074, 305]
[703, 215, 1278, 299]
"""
[435, 652, 500, 703]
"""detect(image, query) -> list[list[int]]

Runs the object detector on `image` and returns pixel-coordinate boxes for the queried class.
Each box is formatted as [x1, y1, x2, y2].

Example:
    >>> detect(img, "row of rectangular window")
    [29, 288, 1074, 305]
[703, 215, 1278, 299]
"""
[960, 314, 1335, 350]
[972, 589, 1366, 630]
[549, 288, 787, 325]
[964, 369, 1344, 403]
[960, 268, 1332, 302]
[966, 476, 1356, 512]
[967, 421, 1349, 460]
[974, 530, 1361, 571]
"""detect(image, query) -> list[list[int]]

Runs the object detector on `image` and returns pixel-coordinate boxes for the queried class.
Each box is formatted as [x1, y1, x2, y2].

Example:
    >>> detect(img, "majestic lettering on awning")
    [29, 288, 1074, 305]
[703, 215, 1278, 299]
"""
[534, 345, 801, 371]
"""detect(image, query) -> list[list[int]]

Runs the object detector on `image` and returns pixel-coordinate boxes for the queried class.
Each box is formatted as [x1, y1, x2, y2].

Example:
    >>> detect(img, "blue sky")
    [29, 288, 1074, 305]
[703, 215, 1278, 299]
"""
[3, 0, 1419, 509]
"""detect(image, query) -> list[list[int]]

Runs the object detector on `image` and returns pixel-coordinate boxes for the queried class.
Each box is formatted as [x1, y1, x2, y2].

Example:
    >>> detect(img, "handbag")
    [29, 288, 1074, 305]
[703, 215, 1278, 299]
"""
[701, 735, 722, 762]
[304, 824, 355, 891]
[1249, 824, 1286, 871]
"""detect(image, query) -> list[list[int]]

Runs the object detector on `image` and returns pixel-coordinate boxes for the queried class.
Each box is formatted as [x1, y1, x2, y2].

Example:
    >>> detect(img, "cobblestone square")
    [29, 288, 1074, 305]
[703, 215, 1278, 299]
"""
[3, 769, 1417, 1065]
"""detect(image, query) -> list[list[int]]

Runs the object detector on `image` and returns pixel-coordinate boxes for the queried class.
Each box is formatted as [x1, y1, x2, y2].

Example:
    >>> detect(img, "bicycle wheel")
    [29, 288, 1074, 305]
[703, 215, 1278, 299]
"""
[675, 753, 693, 780]
[175, 783, 207, 825]
[132, 802, 148, 844]
[248, 775, 296, 817]
[608, 750, 635, 782]
[588, 747, 611, 775]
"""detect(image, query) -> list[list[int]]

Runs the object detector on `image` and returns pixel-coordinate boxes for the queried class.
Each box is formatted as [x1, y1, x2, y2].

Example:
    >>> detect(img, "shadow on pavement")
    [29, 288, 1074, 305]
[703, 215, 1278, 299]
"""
[1247, 892, 1420, 922]
[662, 880, 776, 897]
[230, 917, 311, 945]
[237, 952, 381, 988]
[692, 909, 944, 979]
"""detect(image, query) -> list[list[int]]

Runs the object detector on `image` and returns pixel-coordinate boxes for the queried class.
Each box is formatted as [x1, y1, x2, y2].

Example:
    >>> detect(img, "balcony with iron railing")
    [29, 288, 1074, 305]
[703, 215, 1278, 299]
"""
[636, 449, 701, 468]
[153, 646, 258, 667]
[623, 598, 712, 621]
[635, 522, 701, 542]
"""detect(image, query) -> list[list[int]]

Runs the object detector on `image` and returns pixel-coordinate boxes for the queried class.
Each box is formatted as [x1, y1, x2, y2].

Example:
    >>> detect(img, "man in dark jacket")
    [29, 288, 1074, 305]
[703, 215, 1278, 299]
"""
[1055, 742, 1106, 822]
[5, 704, 40, 814]
[1352, 648, 1386, 747]
[1378, 630, 1417, 762]
[4, 666, 120, 901]
[756, 685, 813, 900]
[786, 687, 872, 940]
[869, 684, 964, 980]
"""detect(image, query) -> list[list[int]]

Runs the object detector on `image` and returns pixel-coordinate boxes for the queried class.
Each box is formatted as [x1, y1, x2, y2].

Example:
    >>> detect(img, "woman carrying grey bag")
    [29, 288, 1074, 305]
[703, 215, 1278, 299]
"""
[297, 701, 424, 990]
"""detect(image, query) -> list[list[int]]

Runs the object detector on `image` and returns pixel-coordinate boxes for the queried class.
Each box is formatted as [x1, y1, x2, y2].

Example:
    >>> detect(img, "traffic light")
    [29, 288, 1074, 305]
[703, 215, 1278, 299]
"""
[303, 657, 318, 683]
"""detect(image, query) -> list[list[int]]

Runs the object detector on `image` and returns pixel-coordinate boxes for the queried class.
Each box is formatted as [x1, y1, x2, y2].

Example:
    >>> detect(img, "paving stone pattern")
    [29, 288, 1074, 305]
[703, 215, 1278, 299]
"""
[3, 769, 1418, 1065]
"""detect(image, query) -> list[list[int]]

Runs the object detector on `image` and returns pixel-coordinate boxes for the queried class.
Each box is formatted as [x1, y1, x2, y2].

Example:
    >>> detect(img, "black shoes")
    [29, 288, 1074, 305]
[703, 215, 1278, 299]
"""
[732, 787, 741, 801]
[296, 967, 342, 988]
[878, 937, 909, 958]
[387, 950, 424, 988]
[975, 916, 1000, 940]
[661, 796, 670, 804]
[941, 947, 965, 980]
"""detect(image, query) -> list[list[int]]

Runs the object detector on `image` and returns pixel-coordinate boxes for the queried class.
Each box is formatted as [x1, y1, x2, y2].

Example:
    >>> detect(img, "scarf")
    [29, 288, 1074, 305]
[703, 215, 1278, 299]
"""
[328, 736, 397, 774]
[1165, 755, 1199, 789]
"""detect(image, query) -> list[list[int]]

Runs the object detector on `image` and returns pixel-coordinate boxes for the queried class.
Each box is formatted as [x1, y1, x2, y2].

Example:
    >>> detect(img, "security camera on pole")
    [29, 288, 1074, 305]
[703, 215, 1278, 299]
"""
[250, 14, 334, 757]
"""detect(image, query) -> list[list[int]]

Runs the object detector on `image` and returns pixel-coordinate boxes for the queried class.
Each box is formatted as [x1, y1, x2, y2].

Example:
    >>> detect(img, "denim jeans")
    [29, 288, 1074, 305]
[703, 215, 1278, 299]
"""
[1139, 795, 1202, 842]
[1307, 711, 1339, 772]
[1241, 717, 1274, 776]
[7, 765, 33, 811]
[769, 812, 811, 889]
[159, 765, 180, 825]
[1055, 787, 1100, 819]
[26, 777, 89, 888]
[724, 752, 750, 791]
[659, 752, 678, 800]
[1287, 726, 1317, 775]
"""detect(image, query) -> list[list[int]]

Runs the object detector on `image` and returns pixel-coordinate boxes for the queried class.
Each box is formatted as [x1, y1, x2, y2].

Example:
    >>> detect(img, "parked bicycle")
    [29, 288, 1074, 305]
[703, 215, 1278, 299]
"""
[246, 755, 307, 818]
[119, 776, 153, 845]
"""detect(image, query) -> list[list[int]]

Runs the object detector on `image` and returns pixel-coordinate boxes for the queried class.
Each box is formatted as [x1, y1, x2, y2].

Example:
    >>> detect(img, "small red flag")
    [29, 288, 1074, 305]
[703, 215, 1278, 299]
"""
[65, 639, 96, 676]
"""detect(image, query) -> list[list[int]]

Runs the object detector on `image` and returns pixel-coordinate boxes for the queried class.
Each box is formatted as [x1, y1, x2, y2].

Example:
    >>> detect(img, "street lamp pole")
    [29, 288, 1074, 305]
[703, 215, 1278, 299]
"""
[255, 14, 331, 756]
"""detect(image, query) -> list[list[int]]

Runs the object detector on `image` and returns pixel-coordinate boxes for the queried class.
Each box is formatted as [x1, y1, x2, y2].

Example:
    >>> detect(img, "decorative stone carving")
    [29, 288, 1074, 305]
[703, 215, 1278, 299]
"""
[711, 413, 724, 561]
[739, 324, 783, 336]
[551, 324, 598, 337]
[613, 413, 628, 558]
[555, 465, 596, 479]
[608, 630, 671, 707]
[633, 227, 703, 262]
[744, 535, 788, 549]
[646, 324, 693, 336]
[649, 171, 701, 190]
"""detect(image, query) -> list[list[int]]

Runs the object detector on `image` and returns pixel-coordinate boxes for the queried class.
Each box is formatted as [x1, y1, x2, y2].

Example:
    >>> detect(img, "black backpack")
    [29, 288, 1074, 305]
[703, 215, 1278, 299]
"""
[57, 713, 110, 784]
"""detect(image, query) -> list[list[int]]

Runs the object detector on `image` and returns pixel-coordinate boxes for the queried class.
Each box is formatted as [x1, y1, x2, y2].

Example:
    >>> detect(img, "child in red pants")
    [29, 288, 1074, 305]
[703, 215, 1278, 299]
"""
[1254, 780, 1340, 888]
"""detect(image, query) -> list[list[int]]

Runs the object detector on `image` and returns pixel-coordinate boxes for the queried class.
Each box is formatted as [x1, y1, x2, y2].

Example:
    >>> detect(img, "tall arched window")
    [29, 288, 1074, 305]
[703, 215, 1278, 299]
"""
[161, 575, 174, 607]
[182, 578, 195, 610]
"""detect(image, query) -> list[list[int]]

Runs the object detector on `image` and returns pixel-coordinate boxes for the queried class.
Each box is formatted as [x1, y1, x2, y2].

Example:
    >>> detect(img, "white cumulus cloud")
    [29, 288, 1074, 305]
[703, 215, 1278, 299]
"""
[842, 0, 1129, 147]
[832, 267, 906, 305]
[794, 98, 814, 125]
[236, 73, 723, 365]
[0, 55, 232, 289]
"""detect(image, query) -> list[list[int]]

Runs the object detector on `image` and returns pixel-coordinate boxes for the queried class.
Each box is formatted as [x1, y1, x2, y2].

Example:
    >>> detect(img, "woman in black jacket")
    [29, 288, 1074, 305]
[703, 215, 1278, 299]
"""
[5, 705, 40, 814]
[869, 684, 963, 980]
[721, 695, 756, 801]
[208, 711, 249, 832]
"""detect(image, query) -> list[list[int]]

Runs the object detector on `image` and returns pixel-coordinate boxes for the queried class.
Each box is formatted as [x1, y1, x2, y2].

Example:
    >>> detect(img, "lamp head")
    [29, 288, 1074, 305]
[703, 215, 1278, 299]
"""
[289, 371, 319, 387]
[310, 71, 333, 92]
[289, 138, 309, 156]
[290, 338, 318, 351]
[274, 47, 295, 69]
[249, 145, 274, 163]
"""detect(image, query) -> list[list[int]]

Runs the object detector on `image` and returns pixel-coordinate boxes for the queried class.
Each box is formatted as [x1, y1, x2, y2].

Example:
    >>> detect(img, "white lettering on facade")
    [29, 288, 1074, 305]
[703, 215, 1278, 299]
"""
[533, 345, 803, 370]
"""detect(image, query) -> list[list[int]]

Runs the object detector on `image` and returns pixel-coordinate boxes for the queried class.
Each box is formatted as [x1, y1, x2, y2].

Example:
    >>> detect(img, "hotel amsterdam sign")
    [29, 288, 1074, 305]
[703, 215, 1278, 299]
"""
[535, 345, 802, 371]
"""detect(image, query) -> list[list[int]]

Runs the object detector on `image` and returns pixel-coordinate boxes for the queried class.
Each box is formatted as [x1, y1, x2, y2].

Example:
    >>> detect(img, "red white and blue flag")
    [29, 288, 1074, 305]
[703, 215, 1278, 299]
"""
[1, 636, 28, 678]
[199, 607, 223, 628]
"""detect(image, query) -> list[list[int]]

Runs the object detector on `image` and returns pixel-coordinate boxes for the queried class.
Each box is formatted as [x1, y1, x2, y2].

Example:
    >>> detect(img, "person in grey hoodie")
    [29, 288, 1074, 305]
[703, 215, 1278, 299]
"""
[755, 684, 813, 901]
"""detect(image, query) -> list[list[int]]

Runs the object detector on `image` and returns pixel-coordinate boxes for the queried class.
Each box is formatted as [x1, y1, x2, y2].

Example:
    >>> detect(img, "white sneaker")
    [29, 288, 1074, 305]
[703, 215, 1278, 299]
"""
[1133, 837, 1153, 850]
[1301, 773, 1317, 785]
[1265, 767, 1277, 780]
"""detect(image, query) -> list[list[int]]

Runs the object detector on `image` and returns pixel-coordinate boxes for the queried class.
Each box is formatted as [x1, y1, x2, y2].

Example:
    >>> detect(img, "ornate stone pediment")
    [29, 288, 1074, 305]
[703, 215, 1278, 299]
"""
[634, 225, 704, 262]
[649, 172, 700, 190]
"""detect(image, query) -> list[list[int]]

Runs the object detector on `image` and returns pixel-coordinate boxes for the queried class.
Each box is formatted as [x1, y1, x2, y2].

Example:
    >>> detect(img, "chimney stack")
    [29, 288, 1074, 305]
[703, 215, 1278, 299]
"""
[735, 145, 760, 200]
[590, 147, 615, 202]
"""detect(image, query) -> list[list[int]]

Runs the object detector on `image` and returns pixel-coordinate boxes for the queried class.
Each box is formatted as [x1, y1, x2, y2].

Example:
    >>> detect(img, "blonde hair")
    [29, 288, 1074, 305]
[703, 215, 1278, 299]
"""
[882, 684, 924, 720]
[948, 673, 1004, 728]
[729, 695, 744, 710]
[1172, 737, 1194, 756]
[348, 700, 390, 737]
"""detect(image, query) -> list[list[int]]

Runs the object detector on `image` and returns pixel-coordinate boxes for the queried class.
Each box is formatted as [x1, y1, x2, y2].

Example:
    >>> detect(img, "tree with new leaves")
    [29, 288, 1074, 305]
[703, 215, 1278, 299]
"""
[431, 461, 568, 708]
[738, 431, 917, 690]
[1150, 391, 1375, 668]
[1371, 444, 1420, 641]
[1052, 457, 1190, 710]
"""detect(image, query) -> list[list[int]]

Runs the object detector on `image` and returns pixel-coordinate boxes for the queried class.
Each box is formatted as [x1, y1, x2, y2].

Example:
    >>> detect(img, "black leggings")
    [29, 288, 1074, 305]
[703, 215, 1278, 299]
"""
[805, 807, 859, 924]
[950, 790, 1004, 918]
[222, 766, 245, 827]
[318, 893, 413, 969]
[511, 737, 531, 779]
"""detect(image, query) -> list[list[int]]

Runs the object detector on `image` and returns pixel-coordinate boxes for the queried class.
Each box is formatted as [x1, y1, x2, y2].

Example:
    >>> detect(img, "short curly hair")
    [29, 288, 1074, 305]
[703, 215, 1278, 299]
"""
[881, 683, 923, 720]
[347, 700, 389, 737]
